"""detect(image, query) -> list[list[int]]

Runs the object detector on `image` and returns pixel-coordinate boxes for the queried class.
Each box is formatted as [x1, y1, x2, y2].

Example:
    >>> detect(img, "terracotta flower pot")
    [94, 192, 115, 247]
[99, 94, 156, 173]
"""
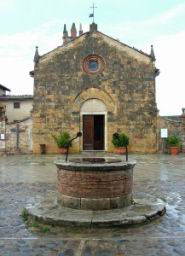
[170, 146, 179, 155]
[58, 147, 67, 154]
[114, 147, 126, 154]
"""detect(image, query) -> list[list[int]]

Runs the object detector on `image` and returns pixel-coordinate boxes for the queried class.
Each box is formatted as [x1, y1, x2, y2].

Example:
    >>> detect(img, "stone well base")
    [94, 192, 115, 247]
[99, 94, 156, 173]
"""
[58, 194, 132, 210]
[26, 192, 166, 228]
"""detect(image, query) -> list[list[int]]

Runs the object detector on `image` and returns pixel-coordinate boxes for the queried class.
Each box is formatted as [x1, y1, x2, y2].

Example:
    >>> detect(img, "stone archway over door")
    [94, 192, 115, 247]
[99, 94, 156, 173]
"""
[81, 99, 107, 151]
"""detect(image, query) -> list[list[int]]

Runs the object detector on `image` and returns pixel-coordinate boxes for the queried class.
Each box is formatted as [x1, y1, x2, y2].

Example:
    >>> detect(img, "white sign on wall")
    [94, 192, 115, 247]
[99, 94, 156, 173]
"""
[161, 128, 168, 138]
[0, 134, 5, 140]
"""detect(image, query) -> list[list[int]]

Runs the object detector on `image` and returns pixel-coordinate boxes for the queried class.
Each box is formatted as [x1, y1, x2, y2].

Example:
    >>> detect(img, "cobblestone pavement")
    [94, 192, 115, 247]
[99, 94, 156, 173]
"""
[0, 153, 185, 255]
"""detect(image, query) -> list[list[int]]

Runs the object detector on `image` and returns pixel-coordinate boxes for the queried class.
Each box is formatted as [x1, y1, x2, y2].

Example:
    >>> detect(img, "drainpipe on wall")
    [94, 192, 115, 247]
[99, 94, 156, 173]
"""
[16, 123, 19, 152]
[4, 119, 6, 155]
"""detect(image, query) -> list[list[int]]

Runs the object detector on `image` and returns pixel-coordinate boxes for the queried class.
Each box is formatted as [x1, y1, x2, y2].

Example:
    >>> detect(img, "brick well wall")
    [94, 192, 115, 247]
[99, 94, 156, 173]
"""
[57, 169, 133, 199]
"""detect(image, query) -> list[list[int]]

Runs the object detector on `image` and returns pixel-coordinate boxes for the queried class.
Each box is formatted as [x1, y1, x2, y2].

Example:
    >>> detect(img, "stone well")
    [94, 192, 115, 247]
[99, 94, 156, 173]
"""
[26, 157, 166, 227]
[56, 157, 135, 210]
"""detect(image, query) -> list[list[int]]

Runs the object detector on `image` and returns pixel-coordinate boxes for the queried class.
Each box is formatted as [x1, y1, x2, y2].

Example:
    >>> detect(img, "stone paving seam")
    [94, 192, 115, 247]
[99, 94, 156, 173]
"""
[75, 240, 86, 256]
[1, 236, 185, 240]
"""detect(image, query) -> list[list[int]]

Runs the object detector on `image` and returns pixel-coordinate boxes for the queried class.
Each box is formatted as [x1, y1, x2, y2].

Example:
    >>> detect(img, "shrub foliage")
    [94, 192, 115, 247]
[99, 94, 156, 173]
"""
[112, 132, 129, 147]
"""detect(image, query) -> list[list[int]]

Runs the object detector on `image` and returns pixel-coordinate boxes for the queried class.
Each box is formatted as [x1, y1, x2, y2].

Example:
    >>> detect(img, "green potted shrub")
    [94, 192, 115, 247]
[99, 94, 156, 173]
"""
[112, 132, 129, 154]
[53, 131, 72, 154]
[166, 135, 181, 155]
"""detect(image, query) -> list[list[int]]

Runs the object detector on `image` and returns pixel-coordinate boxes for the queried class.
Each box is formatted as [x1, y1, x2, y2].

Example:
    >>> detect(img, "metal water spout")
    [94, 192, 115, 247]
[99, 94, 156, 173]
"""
[65, 132, 82, 162]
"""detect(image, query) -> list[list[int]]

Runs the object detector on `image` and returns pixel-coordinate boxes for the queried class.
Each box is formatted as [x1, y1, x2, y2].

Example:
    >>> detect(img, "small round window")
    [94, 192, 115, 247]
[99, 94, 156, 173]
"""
[83, 55, 105, 74]
[88, 60, 98, 71]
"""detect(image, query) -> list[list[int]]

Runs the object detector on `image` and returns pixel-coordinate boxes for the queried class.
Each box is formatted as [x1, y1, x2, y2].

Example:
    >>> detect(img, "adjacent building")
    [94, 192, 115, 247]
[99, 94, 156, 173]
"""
[0, 84, 33, 154]
[0, 95, 33, 123]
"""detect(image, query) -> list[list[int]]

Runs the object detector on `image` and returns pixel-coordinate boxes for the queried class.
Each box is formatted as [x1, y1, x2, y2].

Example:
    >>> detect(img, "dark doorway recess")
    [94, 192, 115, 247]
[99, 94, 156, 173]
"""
[83, 115, 104, 150]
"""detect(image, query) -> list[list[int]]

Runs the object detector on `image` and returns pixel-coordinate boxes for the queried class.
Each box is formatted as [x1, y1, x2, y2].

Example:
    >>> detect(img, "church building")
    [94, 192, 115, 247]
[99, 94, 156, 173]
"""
[32, 21, 159, 153]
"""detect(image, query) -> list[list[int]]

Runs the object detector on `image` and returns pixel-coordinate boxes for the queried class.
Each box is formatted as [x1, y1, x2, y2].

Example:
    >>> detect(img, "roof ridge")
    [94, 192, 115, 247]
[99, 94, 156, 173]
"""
[40, 31, 87, 59]
[0, 84, 11, 91]
[39, 30, 151, 60]
[7, 94, 33, 96]
[97, 31, 151, 58]
[0, 95, 33, 99]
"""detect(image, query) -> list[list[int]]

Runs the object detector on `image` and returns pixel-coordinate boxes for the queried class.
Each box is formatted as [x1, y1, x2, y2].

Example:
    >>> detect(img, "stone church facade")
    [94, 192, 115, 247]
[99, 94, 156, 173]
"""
[32, 22, 159, 153]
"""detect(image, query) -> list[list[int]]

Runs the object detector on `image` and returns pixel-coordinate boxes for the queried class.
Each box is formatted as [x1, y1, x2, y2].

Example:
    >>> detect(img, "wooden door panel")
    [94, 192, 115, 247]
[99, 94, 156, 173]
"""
[94, 115, 104, 150]
[83, 115, 94, 150]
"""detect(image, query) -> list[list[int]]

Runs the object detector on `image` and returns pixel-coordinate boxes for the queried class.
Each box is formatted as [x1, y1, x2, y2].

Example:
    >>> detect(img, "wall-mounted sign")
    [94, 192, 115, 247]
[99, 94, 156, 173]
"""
[161, 128, 168, 138]
[0, 133, 5, 140]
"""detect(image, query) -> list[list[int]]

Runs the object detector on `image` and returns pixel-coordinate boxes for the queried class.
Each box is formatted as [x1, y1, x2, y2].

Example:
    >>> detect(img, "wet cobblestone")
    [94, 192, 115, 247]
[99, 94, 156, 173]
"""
[0, 154, 185, 255]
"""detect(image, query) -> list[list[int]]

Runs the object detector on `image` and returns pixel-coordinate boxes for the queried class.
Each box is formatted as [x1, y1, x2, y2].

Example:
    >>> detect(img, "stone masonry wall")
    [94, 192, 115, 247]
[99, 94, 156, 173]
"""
[6, 118, 32, 154]
[0, 105, 6, 154]
[32, 31, 158, 153]
[158, 115, 185, 152]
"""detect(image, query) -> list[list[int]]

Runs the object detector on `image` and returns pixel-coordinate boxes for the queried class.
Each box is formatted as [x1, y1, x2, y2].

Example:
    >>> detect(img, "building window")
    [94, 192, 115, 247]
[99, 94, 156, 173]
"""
[88, 60, 99, 72]
[83, 55, 105, 74]
[14, 102, 20, 109]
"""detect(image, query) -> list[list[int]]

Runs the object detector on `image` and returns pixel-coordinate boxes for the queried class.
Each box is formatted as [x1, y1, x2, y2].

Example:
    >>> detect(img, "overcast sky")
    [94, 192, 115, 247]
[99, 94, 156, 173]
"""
[0, 0, 185, 115]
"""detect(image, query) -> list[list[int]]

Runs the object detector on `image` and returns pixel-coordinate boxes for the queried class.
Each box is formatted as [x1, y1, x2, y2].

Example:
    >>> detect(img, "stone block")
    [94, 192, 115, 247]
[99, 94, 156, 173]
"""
[57, 194, 80, 209]
[110, 195, 132, 208]
[81, 198, 111, 210]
